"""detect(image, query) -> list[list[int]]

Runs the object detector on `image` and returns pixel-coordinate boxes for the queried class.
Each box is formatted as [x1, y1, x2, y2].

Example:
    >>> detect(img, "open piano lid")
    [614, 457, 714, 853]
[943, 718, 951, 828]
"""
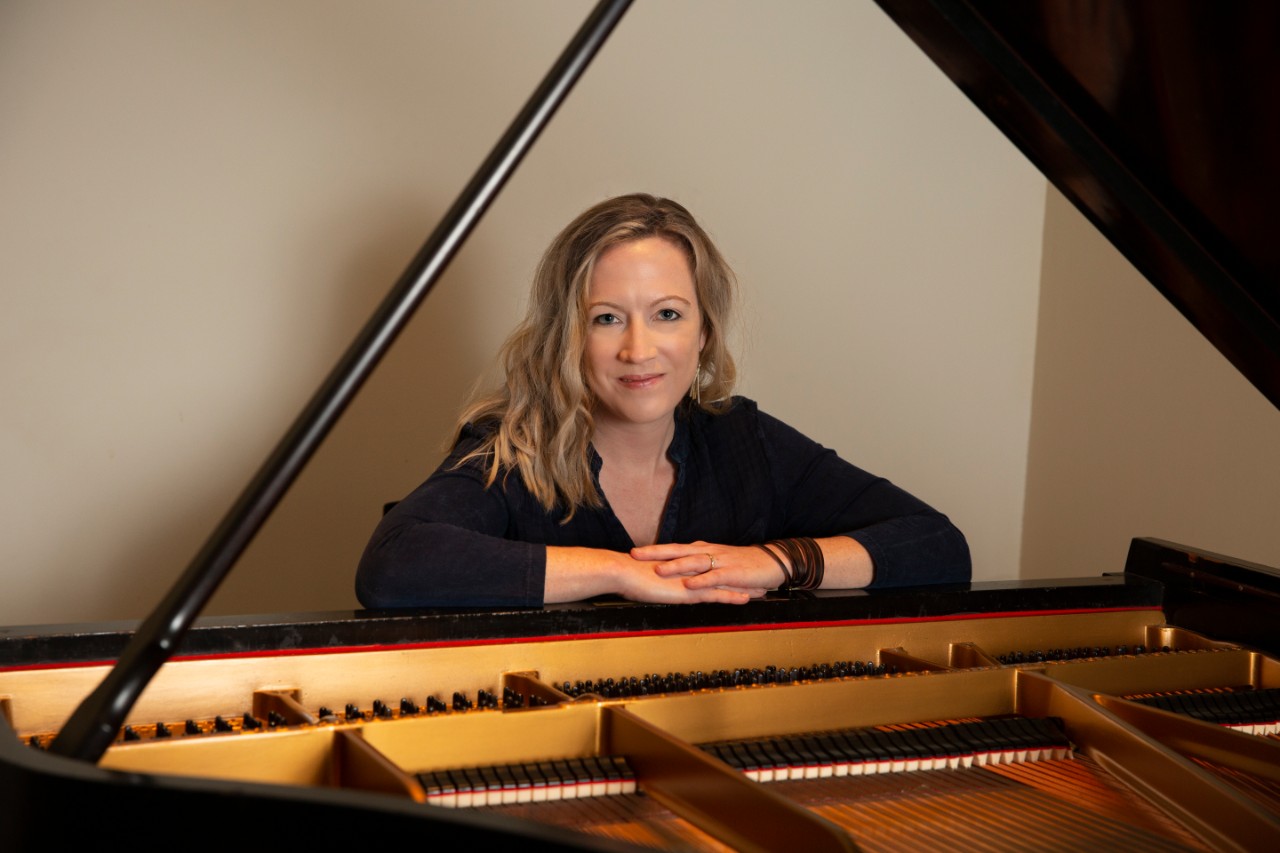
[875, 0, 1280, 409]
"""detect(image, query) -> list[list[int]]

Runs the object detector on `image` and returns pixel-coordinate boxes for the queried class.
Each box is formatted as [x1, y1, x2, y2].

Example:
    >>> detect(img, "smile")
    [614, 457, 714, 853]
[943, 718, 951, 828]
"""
[618, 373, 663, 389]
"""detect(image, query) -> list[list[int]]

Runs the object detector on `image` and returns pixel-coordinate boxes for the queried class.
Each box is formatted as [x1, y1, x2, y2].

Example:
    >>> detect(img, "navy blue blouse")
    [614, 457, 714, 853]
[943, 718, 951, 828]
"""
[356, 398, 970, 607]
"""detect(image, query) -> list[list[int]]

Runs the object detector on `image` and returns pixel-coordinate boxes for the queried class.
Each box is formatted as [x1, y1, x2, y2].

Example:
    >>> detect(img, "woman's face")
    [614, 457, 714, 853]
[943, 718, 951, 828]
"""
[584, 236, 705, 433]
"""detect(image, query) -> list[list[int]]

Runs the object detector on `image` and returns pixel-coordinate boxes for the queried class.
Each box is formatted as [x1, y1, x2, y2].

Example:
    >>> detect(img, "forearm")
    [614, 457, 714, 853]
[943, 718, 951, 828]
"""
[812, 535, 874, 589]
[851, 513, 971, 588]
[543, 546, 631, 602]
[755, 527, 961, 591]
[739, 536, 874, 590]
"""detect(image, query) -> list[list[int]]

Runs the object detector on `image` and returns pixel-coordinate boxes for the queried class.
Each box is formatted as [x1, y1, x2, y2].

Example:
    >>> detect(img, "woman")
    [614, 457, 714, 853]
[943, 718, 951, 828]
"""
[357, 194, 970, 608]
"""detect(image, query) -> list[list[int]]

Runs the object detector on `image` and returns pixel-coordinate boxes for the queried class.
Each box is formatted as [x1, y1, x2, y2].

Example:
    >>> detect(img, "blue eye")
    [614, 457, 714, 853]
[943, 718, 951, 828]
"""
[657, 308, 681, 321]
[593, 313, 619, 326]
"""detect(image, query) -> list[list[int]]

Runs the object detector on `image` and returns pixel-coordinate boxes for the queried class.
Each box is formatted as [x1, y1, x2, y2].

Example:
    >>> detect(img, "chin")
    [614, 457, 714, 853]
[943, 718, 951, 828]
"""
[596, 398, 681, 429]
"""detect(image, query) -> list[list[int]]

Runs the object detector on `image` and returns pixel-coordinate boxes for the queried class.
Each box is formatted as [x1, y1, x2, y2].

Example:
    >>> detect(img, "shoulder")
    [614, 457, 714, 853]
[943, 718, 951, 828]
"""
[445, 420, 498, 463]
[686, 395, 758, 433]
[689, 396, 811, 448]
[430, 420, 507, 488]
[684, 397, 822, 474]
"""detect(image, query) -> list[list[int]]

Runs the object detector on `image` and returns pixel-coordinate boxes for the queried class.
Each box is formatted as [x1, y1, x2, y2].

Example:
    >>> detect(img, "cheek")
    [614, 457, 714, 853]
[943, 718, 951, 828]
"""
[583, 336, 608, 380]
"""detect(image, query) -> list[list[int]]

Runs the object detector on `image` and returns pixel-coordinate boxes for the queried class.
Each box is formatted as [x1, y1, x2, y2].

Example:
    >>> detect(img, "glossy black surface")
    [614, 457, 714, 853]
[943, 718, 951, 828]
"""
[0, 577, 1161, 668]
[1125, 537, 1280, 657]
[875, 0, 1280, 409]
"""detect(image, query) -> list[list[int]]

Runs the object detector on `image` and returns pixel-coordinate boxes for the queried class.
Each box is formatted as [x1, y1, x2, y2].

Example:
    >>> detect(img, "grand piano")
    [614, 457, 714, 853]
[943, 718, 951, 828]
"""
[3, 2, 1279, 849]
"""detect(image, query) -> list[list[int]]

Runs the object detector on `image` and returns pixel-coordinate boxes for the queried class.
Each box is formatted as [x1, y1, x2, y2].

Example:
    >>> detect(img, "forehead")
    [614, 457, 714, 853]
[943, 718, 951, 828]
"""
[588, 237, 696, 302]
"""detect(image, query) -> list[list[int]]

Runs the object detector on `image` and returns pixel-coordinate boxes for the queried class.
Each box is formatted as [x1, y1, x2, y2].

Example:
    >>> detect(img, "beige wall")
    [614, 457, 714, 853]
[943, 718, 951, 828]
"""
[3, 1, 1046, 626]
[1020, 189, 1280, 578]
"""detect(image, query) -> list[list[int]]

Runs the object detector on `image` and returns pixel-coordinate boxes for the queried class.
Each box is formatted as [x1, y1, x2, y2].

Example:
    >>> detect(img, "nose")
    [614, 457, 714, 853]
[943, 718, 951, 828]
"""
[619, 322, 656, 363]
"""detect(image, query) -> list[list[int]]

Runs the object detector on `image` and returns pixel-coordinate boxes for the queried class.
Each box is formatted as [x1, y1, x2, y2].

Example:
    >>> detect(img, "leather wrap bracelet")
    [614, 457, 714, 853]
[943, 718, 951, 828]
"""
[760, 537, 825, 591]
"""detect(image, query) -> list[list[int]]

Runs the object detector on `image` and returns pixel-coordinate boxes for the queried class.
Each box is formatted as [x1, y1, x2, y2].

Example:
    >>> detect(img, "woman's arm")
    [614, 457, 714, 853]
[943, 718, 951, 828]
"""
[753, 408, 971, 588]
[629, 403, 971, 592]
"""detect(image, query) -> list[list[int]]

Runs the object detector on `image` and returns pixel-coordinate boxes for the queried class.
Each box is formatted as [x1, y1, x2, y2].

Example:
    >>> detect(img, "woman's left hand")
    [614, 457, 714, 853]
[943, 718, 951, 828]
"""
[630, 541, 786, 595]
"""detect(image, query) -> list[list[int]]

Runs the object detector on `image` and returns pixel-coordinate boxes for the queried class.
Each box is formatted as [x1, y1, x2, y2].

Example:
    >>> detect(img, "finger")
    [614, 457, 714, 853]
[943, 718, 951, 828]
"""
[631, 542, 709, 562]
[683, 586, 751, 605]
[682, 567, 759, 589]
[651, 554, 719, 577]
[696, 582, 767, 598]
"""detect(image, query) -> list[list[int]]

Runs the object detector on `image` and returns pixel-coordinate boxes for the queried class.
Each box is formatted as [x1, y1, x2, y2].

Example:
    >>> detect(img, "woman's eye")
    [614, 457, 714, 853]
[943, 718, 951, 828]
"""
[657, 308, 681, 321]
[592, 313, 619, 326]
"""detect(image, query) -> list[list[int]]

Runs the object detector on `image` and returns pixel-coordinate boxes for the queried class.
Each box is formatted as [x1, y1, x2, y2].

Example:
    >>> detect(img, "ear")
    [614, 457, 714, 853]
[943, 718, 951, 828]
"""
[699, 325, 708, 353]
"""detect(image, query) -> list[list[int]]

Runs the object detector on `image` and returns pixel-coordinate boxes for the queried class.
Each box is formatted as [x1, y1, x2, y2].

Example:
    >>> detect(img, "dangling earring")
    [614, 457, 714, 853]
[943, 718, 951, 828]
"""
[689, 363, 702, 405]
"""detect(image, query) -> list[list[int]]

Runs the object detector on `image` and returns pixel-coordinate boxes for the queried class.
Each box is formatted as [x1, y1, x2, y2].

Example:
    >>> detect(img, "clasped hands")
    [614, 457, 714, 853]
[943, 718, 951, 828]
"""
[624, 540, 789, 604]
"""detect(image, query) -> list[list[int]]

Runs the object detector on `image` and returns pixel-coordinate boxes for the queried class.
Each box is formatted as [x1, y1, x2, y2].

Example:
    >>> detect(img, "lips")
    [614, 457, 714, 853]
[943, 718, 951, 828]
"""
[619, 373, 663, 389]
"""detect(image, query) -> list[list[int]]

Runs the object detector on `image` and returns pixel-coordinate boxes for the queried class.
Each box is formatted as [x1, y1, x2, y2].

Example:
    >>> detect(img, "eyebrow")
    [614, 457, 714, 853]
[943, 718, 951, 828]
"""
[588, 295, 694, 310]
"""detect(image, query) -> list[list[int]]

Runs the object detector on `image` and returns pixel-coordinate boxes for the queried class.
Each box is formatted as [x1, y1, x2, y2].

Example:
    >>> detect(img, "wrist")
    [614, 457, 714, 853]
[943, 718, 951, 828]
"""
[587, 547, 646, 599]
[759, 538, 825, 591]
[545, 546, 635, 602]
[753, 542, 791, 589]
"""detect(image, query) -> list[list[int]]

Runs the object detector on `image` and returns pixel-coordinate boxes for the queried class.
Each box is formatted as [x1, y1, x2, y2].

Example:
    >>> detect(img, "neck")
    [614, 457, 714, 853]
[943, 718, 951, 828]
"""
[591, 413, 676, 473]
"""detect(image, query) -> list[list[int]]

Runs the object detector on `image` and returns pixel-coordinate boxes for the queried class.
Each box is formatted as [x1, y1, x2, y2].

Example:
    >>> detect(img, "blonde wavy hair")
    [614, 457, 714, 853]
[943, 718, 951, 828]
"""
[455, 193, 737, 516]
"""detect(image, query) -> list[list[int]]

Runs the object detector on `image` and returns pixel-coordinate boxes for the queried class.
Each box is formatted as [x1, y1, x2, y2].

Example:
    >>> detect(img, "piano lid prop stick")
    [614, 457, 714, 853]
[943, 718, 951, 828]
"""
[49, 0, 635, 763]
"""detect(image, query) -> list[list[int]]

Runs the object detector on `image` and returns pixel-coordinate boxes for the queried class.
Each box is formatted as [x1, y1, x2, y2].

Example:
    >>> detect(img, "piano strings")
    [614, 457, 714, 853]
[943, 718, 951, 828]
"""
[7, 602, 1279, 849]
[472, 751, 1206, 851]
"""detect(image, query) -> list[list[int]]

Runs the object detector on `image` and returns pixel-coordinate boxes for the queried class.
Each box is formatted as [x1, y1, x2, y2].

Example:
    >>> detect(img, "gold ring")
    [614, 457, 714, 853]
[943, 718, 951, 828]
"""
[707, 554, 716, 570]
